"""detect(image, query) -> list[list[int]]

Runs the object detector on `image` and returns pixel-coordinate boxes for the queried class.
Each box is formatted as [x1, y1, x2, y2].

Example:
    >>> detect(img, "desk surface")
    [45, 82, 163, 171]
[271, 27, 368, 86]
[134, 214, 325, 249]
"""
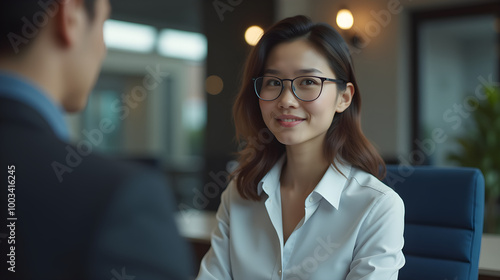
[176, 210, 216, 243]
[176, 210, 500, 275]
[480, 234, 500, 276]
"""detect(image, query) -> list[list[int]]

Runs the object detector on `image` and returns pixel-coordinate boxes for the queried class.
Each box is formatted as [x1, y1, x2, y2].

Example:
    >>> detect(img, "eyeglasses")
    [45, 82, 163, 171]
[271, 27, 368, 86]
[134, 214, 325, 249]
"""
[253, 75, 346, 102]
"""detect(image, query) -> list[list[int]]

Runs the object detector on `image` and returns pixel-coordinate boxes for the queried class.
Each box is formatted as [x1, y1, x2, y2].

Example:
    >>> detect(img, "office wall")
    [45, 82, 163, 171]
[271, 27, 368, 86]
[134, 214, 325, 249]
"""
[276, 0, 487, 161]
[66, 50, 205, 163]
[202, 0, 276, 210]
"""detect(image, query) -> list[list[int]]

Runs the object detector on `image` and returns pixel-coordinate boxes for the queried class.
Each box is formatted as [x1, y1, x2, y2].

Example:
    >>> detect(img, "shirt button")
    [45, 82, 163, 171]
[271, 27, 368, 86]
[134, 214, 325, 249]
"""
[278, 269, 282, 275]
[309, 197, 314, 203]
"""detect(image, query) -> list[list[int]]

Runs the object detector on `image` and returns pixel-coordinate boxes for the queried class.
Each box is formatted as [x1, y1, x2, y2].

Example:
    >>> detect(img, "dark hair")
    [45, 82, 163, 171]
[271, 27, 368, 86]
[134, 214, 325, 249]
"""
[232, 15, 386, 200]
[0, 0, 97, 54]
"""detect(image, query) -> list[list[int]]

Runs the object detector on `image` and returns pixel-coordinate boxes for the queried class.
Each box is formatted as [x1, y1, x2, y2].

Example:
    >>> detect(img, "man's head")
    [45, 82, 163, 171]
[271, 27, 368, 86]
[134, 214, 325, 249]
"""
[0, 0, 110, 112]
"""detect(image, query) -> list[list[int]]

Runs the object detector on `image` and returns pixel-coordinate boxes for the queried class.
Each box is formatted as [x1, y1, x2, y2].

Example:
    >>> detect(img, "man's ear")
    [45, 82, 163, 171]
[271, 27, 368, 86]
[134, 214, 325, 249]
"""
[335, 82, 354, 113]
[54, 0, 87, 47]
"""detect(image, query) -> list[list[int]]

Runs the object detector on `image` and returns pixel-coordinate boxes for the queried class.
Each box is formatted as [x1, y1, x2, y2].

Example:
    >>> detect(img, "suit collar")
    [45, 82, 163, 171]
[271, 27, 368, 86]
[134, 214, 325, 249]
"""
[0, 98, 57, 137]
[0, 71, 69, 141]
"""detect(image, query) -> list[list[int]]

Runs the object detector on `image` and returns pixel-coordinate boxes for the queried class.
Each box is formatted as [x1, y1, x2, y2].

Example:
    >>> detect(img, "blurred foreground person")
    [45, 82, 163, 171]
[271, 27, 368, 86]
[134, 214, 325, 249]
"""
[0, 0, 194, 279]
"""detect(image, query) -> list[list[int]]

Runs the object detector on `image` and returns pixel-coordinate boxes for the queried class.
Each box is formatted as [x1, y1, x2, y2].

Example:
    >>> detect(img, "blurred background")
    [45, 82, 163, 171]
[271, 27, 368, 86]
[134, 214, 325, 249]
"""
[65, 0, 500, 233]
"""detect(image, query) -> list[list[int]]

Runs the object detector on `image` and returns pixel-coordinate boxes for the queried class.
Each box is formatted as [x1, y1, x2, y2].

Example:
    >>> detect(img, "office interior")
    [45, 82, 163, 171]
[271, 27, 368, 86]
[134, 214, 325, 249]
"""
[64, 0, 500, 277]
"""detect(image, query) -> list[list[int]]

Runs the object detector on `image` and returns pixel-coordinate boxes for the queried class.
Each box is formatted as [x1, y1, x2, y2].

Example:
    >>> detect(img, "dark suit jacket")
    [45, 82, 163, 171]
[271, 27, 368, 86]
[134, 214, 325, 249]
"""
[0, 97, 194, 279]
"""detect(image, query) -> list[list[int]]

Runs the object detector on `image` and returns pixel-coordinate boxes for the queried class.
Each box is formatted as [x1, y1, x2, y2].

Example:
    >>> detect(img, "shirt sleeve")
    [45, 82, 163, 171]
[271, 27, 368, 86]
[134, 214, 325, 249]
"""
[346, 190, 406, 280]
[196, 182, 233, 280]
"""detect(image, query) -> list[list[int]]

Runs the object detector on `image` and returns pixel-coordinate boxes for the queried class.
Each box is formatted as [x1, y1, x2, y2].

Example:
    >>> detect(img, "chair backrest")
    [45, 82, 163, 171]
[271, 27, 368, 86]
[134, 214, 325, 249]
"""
[383, 165, 485, 280]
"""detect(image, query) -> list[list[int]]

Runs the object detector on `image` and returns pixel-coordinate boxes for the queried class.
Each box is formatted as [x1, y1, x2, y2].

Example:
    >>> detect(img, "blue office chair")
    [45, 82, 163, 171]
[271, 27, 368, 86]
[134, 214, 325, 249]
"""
[383, 165, 485, 280]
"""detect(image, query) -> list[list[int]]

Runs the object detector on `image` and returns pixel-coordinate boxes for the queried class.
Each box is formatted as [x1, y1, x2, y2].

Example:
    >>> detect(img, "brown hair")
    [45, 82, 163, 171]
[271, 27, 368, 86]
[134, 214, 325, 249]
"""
[232, 15, 385, 200]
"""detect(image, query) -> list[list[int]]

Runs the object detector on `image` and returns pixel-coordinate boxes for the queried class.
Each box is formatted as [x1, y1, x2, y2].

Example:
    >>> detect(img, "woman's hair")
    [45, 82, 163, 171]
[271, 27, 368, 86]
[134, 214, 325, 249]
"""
[232, 15, 385, 200]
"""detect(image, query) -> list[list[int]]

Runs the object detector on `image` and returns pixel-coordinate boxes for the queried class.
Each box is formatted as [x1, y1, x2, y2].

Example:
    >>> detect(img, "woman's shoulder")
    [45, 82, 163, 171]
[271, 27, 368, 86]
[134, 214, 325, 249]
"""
[343, 167, 405, 217]
[220, 179, 264, 206]
[348, 166, 401, 200]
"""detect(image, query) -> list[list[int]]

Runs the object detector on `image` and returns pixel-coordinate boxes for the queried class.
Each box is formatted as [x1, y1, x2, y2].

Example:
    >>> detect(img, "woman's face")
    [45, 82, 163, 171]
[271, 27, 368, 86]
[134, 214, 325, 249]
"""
[258, 39, 353, 149]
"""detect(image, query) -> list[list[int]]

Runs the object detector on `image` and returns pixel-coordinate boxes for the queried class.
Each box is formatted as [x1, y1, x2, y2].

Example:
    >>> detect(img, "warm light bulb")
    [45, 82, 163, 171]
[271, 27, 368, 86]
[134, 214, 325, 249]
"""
[336, 9, 354, 30]
[244, 25, 264, 46]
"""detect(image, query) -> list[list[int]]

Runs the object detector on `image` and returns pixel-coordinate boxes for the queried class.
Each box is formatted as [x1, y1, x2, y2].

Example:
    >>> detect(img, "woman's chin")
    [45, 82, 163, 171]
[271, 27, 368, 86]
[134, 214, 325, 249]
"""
[274, 135, 300, 146]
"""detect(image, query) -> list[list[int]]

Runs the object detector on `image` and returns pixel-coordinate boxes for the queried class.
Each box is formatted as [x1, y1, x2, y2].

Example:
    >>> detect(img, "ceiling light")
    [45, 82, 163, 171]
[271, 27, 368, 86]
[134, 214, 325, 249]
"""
[336, 9, 354, 30]
[104, 19, 156, 53]
[157, 29, 207, 61]
[245, 25, 264, 46]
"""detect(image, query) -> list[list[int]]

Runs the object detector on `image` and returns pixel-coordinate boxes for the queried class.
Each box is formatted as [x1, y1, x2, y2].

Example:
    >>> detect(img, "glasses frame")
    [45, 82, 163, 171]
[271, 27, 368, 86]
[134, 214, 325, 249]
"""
[253, 75, 346, 102]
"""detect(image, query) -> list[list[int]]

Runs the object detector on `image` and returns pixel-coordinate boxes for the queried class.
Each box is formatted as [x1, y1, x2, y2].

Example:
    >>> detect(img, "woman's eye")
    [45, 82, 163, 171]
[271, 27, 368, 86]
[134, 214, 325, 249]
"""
[301, 79, 316, 86]
[267, 80, 281, 86]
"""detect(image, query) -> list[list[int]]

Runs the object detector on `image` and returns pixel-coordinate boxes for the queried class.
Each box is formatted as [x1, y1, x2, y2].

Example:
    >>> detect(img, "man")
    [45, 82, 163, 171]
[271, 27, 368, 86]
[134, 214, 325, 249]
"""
[0, 0, 194, 279]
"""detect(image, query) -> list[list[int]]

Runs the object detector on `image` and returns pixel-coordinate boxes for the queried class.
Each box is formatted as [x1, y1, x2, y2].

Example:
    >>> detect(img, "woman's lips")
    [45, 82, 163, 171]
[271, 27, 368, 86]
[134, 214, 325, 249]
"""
[276, 115, 305, 128]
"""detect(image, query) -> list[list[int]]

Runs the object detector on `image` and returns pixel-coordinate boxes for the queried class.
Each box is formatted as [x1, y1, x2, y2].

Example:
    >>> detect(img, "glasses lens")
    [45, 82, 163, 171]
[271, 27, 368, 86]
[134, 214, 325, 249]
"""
[293, 76, 323, 101]
[255, 77, 282, 100]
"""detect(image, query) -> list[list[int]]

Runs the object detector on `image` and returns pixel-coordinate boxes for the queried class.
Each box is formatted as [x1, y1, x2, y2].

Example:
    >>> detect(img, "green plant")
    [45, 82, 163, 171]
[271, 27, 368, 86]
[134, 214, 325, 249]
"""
[447, 85, 500, 233]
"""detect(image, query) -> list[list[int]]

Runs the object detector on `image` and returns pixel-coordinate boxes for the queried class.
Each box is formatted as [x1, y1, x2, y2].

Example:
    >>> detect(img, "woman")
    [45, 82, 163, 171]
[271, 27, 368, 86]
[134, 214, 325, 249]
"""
[197, 15, 405, 280]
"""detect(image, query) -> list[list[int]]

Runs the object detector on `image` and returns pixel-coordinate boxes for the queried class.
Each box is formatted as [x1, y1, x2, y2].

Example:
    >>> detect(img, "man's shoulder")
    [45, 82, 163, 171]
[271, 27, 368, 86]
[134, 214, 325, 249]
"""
[0, 121, 164, 191]
[73, 151, 161, 181]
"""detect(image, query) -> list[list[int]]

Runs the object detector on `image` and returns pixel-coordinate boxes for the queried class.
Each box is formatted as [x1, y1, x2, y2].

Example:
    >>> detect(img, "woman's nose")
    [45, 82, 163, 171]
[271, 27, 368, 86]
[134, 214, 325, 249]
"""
[278, 81, 298, 108]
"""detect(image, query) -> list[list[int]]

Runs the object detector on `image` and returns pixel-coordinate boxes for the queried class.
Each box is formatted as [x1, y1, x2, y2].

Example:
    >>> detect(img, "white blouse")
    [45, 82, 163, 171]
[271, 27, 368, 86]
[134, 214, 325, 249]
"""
[197, 156, 405, 280]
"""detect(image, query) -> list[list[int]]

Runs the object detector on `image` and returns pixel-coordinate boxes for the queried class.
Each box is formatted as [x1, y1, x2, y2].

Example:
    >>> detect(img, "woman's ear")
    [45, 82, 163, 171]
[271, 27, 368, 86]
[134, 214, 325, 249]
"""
[335, 82, 354, 113]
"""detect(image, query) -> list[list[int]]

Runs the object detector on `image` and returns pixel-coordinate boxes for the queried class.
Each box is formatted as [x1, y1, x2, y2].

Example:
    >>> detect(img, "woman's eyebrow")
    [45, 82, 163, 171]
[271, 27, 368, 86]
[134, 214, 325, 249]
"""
[263, 68, 323, 75]
[263, 69, 280, 75]
[295, 68, 323, 74]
